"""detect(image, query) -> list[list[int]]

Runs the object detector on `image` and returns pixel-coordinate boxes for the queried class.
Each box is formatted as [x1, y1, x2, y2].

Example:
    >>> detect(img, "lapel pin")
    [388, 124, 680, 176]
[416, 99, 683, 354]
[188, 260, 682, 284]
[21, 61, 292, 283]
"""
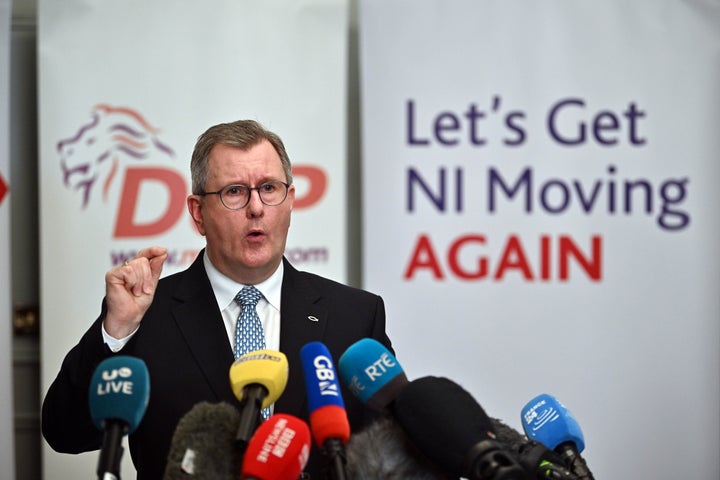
[307, 316, 319, 322]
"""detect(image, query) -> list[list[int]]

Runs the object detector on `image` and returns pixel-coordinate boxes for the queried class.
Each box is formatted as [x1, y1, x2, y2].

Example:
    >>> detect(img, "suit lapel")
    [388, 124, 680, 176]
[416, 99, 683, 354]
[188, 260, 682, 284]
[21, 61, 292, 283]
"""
[168, 255, 330, 415]
[171, 252, 236, 403]
[276, 259, 328, 416]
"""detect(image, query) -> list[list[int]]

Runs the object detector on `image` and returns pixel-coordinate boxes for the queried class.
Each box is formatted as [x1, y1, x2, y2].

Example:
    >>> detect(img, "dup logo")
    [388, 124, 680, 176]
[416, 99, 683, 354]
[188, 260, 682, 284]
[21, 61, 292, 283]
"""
[57, 104, 187, 238]
[57, 104, 328, 240]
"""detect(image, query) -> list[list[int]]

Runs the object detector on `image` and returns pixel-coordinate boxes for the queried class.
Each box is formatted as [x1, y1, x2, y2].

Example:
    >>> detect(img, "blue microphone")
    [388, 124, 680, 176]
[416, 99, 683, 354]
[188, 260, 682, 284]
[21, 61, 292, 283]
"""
[88, 356, 150, 480]
[337, 338, 408, 410]
[300, 341, 350, 480]
[521, 394, 594, 480]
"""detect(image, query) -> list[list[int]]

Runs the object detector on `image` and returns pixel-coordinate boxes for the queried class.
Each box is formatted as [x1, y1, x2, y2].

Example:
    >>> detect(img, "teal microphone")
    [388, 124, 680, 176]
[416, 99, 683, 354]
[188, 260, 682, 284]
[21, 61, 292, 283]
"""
[88, 355, 150, 480]
[337, 338, 408, 411]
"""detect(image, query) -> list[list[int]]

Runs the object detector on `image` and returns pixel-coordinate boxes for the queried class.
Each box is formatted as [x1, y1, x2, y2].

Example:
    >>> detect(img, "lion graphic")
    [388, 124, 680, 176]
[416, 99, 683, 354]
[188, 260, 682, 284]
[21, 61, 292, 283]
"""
[58, 104, 175, 207]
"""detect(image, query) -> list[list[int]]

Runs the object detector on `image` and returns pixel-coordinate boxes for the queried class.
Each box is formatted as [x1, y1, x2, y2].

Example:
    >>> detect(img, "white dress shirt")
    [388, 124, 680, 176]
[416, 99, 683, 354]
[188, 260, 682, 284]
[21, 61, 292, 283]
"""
[203, 251, 282, 353]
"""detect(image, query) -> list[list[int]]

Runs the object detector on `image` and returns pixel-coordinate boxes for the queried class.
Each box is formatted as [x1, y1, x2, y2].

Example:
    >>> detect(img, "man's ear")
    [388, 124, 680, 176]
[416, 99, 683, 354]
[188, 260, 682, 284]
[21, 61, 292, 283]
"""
[187, 195, 206, 236]
[287, 183, 295, 211]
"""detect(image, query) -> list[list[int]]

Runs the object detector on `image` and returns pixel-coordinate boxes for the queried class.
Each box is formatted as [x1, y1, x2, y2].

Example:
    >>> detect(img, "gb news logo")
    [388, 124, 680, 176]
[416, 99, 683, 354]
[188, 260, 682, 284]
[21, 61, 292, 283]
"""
[57, 104, 328, 239]
[311, 355, 340, 397]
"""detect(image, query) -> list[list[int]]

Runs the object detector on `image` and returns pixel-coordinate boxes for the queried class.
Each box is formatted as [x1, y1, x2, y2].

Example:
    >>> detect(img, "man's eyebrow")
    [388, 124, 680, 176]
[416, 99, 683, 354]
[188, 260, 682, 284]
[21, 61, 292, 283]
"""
[225, 176, 283, 187]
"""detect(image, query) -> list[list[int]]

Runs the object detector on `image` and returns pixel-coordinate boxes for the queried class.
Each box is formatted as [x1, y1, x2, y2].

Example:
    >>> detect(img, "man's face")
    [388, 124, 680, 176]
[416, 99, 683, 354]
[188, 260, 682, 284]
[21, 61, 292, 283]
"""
[187, 140, 295, 284]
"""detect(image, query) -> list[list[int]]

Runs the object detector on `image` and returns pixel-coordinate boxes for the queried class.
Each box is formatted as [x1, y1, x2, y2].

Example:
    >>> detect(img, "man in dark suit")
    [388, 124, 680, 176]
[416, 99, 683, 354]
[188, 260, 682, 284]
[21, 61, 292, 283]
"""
[42, 120, 393, 479]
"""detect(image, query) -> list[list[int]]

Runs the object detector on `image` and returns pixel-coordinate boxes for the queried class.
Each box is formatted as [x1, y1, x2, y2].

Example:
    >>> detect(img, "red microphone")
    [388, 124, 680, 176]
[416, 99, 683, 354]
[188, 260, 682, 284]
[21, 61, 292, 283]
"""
[241, 414, 311, 480]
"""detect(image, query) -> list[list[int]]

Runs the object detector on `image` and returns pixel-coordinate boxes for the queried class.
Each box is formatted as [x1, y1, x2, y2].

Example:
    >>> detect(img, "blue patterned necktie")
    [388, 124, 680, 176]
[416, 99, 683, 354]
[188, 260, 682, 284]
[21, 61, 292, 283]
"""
[234, 285, 270, 419]
[234, 286, 265, 359]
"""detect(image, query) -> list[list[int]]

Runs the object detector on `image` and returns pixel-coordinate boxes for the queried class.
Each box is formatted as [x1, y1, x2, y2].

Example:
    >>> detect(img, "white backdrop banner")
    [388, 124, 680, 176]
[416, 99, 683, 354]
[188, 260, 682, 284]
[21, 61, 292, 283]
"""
[360, 1, 719, 479]
[0, 0, 15, 478]
[39, 0, 348, 477]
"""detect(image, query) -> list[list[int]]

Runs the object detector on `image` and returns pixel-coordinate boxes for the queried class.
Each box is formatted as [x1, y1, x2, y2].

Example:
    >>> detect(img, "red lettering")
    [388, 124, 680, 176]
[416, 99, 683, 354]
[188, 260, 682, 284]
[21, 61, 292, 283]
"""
[559, 235, 602, 280]
[494, 235, 533, 280]
[540, 235, 551, 280]
[448, 234, 487, 279]
[114, 167, 187, 237]
[292, 165, 327, 209]
[404, 234, 444, 279]
[403, 233, 603, 282]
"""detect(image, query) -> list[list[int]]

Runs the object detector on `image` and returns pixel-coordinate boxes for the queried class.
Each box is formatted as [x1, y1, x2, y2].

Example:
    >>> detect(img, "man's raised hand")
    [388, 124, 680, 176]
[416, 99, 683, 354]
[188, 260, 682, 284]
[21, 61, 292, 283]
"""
[103, 246, 168, 339]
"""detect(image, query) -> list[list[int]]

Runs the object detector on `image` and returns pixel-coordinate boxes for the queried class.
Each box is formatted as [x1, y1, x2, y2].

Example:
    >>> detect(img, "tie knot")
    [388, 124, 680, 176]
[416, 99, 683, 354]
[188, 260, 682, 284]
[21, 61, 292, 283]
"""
[236, 285, 262, 307]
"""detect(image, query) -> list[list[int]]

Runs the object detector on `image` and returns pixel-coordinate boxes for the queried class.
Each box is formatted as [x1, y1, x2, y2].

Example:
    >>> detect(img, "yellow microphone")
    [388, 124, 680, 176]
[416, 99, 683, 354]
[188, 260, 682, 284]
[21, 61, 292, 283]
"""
[229, 350, 289, 453]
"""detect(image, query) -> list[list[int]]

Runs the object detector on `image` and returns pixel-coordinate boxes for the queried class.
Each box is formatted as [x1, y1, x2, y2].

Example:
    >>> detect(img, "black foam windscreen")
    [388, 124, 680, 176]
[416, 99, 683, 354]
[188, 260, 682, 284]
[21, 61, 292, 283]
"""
[163, 401, 241, 480]
[491, 417, 529, 453]
[392, 376, 497, 475]
[346, 415, 450, 479]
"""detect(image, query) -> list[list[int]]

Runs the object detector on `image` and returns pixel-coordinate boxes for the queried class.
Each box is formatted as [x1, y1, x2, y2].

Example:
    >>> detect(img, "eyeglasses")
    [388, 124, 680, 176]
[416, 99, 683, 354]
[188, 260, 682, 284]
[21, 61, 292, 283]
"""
[198, 180, 290, 210]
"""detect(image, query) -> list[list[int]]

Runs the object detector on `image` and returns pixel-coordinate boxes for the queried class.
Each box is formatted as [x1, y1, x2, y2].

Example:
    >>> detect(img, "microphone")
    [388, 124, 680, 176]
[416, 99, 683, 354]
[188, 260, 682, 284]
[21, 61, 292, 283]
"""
[229, 350, 289, 453]
[345, 414, 574, 480]
[521, 394, 594, 480]
[392, 376, 528, 480]
[300, 341, 350, 480]
[163, 402, 241, 480]
[337, 338, 408, 410]
[492, 418, 578, 479]
[514, 442, 579, 479]
[241, 413, 311, 480]
[88, 355, 150, 480]
[345, 415, 451, 479]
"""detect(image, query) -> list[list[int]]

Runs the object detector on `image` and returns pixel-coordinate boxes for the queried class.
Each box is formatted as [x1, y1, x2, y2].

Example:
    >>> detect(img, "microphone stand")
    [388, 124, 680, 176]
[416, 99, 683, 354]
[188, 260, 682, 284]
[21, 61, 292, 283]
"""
[97, 421, 126, 480]
[556, 442, 595, 480]
[235, 386, 267, 458]
[321, 438, 347, 480]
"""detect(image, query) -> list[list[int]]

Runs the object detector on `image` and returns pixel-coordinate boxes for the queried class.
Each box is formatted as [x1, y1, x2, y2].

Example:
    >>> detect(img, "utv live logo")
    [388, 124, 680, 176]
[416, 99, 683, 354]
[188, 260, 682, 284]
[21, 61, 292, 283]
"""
[58, 104, 327, 238]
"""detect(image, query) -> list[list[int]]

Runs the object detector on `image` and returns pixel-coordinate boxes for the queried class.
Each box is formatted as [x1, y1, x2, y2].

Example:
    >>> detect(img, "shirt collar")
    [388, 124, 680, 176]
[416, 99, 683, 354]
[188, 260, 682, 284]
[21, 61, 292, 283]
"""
[203, 251, 284, 311]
